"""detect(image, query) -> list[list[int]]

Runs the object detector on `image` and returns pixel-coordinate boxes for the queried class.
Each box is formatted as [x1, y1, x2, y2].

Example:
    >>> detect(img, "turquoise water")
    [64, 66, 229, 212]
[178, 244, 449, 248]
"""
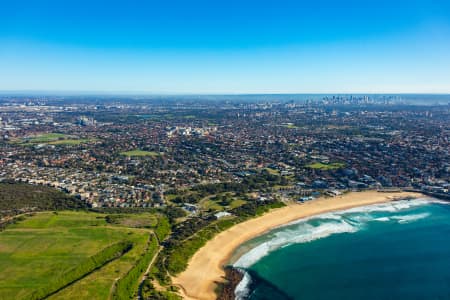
[231, 198, 450, 300]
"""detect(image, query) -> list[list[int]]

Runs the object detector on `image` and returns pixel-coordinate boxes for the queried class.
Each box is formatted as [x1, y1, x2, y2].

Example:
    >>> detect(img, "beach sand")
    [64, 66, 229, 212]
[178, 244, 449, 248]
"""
[172, 191, 423, 300]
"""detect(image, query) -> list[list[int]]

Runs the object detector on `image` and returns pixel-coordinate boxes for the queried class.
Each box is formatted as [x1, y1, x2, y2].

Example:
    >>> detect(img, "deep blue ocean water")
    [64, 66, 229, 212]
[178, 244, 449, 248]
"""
[231, 198, 450, 300]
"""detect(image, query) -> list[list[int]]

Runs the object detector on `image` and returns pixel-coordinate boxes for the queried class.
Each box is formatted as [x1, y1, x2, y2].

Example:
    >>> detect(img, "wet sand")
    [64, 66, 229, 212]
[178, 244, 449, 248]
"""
[172, 191, 422, 300]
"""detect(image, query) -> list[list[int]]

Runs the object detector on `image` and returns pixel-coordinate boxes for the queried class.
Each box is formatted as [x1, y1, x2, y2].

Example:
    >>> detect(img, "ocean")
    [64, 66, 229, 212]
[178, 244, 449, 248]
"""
[230, 198, 450, 300]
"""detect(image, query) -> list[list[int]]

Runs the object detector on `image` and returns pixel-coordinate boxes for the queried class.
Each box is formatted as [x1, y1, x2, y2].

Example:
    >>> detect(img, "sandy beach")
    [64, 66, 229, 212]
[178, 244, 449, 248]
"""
[172, 190, 423, 300]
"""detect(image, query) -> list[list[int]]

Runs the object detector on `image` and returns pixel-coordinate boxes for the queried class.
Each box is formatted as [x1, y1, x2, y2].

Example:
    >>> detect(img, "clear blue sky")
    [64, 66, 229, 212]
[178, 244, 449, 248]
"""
[1, 0, 450, 93]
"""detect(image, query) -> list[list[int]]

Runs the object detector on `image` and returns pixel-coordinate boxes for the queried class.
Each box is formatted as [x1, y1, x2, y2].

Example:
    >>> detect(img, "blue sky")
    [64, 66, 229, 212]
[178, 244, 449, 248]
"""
[1, 0, 450, 93]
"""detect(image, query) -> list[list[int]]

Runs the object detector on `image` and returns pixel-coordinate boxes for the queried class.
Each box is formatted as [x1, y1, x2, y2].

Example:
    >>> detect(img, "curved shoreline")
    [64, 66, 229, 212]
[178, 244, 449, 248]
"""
[172, 191, 423, 300]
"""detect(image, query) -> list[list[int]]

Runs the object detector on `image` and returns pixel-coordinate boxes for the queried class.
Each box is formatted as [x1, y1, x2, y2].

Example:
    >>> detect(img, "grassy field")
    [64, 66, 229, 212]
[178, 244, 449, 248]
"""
[11, 133, 95, 146]
[265, 167, 280, 175]
[307, 162, 346, 170]
[48, 139, 93, 145]
[26, 133, 68, 143]
[49, 233, 149, 300]
[281, 123, 299, 129]
[0, 211, 157, 300]
[202, 198, 247, 211]
[105, 213, 158, 228]
[120, 150, 161, 157]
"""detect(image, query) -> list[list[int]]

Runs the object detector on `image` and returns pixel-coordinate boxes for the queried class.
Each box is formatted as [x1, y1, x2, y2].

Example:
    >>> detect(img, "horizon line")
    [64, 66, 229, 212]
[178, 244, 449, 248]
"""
[1, 90, 450, 96]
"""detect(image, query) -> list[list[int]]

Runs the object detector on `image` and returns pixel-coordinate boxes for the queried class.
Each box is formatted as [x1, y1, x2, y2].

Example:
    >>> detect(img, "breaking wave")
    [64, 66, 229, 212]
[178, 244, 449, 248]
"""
[234, 271, 252, 300]
[233, 197, 439, 299]
[391, 212, 430, 223]
[234, 220, 357, 269]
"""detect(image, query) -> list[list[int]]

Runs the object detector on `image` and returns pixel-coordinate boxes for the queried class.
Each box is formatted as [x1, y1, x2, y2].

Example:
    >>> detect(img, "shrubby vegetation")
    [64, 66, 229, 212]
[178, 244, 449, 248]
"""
[141, 279, 181, 300]
[90, 207, 158, 214]
[148, 173, 288, 288]
[162, 206, 187, 223]
[105, 214, 124, 224]
[113, 235, 159, 300]
[170, 191, 203, 204]
[167, 171, 289, 205]
[95, 206, 185, 222]
[231, 199, 286, 218]
[154, 216, 171, 242]
[157, 200, 285, 277]
[104, 213, 158, 228]
[0, 182, 86, 218]
[0, 214, 27, 231]
[194, 171, 289, 194]
[165, 218, 238, 274]
[30, 241, 133, 300]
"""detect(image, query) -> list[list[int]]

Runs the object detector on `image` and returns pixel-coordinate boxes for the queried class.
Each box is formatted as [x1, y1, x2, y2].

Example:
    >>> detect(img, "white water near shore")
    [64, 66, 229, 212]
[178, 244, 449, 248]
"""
[172, 191, 426, 300]
[232, 197, 442, 299]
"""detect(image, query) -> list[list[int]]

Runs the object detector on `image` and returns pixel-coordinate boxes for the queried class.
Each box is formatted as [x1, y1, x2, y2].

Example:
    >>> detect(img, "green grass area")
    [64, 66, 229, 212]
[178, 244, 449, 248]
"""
[306, 162, 346, 170]
[265, 167, 280, 175]
[112, 235, 158, 299]
[280, 123, 299, 129]
[154, 216, 171, 242]
[48, 139, 93, 145]
[0, 211, 157, 300]
[105, 213, 158, 228]
[12, 133, 95, 146]
[120, 150, 161, 157]
[32, 241, 132, 300]
[50, 234, 149, 300]
[228, 199, 246, 209]
[202, 199, 223, 211]
[164, 194, 178, 202]
[26, 133, 68, 143]
[202, 198, 247, 211]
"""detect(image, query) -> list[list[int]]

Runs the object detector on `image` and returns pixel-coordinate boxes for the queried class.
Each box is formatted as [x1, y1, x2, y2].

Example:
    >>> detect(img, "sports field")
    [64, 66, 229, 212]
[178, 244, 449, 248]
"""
[306, 162, 346, 170]
[120, 150, 161, 157]
[11, 133, 96, 146]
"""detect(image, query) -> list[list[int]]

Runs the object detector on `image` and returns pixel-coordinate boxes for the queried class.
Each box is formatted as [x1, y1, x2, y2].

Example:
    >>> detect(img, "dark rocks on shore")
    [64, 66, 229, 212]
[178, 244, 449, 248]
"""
[217, 266, 244, 300]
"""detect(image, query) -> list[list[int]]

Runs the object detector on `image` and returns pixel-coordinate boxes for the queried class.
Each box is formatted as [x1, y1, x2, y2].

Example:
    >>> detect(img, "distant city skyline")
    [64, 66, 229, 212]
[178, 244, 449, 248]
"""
[1, 0, 450, 93]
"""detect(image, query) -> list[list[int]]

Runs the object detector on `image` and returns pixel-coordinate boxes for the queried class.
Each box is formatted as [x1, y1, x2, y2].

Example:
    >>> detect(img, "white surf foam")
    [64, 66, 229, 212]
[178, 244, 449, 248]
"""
[374, 217, 390, 222]
[233, 197, 438, 299]
[234, 220, 357, 268]
[234, 198, 436, 269]
[341, 198, 433, 214]
[281, 198, 434, 228]
[233, 220, 358, 299]
[235, 270, 252, 300]
[391, 212, 430, 224]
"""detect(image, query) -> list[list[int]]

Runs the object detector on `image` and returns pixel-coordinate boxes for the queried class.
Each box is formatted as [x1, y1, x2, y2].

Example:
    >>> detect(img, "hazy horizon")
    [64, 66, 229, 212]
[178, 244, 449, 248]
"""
[1, 0, 450, 93]
[1, 91, 450, 96]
